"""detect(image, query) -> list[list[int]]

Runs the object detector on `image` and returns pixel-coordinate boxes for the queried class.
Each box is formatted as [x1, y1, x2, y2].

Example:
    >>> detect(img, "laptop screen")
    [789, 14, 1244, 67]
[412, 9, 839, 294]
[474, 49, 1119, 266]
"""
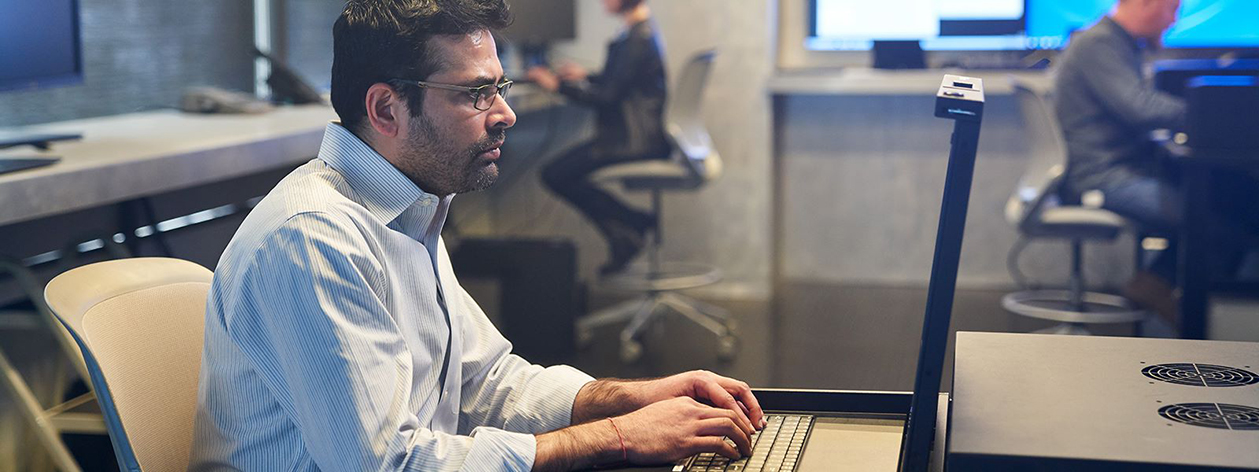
[896, 75, 985, 472]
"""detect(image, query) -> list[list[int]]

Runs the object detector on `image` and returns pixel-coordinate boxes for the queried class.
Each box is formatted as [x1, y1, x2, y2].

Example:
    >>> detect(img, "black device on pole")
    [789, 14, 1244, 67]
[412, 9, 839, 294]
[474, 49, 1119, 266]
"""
[897, 74, 985, 472]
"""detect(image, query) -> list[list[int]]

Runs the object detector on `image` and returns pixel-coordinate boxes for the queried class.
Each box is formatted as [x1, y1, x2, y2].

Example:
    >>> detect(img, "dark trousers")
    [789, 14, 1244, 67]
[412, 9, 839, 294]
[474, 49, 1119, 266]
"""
[1094, 170, 1259, 281]
[540, 141, 664, 244]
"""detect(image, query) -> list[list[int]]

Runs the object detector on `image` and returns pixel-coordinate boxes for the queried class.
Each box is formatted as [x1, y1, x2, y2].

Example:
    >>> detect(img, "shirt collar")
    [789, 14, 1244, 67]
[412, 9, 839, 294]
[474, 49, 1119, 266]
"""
[317, 122, 448, 240]
[1101, 16, 1143, 53]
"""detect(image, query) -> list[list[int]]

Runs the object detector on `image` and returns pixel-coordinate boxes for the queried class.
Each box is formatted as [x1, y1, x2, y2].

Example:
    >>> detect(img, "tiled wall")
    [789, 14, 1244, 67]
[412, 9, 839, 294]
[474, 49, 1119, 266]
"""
[0, 0, 255, 127]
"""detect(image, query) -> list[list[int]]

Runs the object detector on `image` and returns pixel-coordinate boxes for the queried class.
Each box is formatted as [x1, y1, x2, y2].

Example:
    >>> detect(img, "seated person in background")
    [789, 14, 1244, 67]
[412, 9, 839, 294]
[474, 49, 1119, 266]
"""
[190, 1, 763, 470]
[1053, 0, 1186, 316]
[1053, 0, 1259, 320]
[527, 0, 669, 275]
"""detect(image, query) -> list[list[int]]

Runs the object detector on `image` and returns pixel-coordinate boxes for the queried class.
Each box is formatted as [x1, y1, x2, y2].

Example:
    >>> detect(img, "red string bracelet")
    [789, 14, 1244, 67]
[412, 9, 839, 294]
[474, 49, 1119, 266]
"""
[606, 417, 627, 462]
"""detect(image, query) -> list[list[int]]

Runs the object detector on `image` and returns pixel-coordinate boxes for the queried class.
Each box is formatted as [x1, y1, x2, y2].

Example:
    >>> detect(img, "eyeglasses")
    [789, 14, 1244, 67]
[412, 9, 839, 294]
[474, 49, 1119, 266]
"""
[391, 78, 513, 111]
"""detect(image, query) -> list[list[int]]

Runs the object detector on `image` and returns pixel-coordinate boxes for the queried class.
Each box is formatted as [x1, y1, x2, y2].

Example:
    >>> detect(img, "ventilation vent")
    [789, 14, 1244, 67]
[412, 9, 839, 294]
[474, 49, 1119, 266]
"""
[1141, 363, 1258, 387]
[1159, 403, 1259, 431]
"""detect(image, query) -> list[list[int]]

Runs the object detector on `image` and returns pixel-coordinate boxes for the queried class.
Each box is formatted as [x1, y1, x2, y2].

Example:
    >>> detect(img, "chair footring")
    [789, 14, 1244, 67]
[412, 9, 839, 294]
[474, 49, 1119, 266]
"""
[1002, 290, 1149, 324]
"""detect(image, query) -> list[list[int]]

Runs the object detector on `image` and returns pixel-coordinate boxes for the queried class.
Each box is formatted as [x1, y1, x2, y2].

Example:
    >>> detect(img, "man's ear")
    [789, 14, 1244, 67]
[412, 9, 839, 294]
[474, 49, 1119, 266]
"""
[364, 83, 407, 138]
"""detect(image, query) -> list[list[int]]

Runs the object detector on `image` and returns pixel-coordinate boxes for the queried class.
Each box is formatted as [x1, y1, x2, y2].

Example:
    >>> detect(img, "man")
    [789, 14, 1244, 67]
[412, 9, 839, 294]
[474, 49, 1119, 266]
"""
[190, 1, 763, 470]
[527, 0, 667, 275]
[1053, 0, 1186, 313]
[1054, 0, 1259, 320]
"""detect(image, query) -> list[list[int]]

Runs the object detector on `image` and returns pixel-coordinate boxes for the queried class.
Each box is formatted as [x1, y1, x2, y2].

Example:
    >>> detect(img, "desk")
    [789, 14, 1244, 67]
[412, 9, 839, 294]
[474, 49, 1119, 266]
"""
[0, 90, 562, 230]
[767, 69, 1050, 96]
[1165, 142, 1259, 339]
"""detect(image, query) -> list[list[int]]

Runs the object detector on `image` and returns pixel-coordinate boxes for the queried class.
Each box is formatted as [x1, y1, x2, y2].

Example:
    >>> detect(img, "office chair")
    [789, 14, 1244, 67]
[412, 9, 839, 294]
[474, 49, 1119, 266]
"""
[1002, 78, 1147, 335]
[0, 238, 131, 471]
[580, 49, 735, 362]
[44, 258, 212, 471]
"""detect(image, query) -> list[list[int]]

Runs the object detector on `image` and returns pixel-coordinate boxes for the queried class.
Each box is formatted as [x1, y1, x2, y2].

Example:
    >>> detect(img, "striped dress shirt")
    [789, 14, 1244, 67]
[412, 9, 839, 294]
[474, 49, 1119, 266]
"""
[190, 123, 594, 471]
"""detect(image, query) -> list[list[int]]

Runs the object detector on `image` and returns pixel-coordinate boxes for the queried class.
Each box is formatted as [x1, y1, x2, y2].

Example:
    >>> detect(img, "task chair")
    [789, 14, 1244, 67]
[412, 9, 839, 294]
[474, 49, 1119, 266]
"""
[0, 238, 130, 471]
[44, 258, 212, 471]
[1002, 78, 1148, 335]
[579, 49, 735, 362]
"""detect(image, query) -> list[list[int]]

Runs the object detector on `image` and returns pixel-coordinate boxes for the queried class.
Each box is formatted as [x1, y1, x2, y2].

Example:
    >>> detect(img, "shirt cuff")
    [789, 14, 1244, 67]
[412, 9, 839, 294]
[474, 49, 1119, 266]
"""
[515, 365, 595, 433]
[463, 427, 537, 472]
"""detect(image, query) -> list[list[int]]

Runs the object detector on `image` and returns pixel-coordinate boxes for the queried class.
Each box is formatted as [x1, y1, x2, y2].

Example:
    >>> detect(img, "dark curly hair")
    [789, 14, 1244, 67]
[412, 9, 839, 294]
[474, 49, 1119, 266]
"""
[331, 0, 511, 134]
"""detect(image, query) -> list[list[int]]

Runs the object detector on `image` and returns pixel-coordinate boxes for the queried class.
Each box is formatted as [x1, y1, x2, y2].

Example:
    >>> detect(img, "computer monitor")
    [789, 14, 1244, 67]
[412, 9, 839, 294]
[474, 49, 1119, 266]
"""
[501, 0, 576, 45]
[807, 0, 1029, 51]
[810, 0, 1259, 52]
[0, 0, 83, 92]
[1026, 0, 1259, 50]
[0, 0, 82, 171]
[1154, 58, 1259, 98]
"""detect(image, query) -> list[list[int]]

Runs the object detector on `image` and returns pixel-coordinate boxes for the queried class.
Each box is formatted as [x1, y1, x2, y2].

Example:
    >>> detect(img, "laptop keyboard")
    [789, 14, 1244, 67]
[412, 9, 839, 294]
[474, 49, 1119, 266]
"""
[674, 414, 814, 472]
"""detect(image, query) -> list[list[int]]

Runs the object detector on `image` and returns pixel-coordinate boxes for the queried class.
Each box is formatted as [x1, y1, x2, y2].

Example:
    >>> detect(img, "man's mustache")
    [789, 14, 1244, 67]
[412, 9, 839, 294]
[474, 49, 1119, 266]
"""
[474, 129, 507, 153]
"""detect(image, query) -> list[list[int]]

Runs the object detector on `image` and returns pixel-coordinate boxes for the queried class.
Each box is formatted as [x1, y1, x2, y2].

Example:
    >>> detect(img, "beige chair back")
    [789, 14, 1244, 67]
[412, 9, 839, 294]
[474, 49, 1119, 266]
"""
[44, 257, 212, 471]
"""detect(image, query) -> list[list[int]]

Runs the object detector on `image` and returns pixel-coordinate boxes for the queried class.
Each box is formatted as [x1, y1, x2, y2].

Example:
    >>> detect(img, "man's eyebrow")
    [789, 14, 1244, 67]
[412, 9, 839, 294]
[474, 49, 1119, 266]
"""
[454, 75, 504, 87]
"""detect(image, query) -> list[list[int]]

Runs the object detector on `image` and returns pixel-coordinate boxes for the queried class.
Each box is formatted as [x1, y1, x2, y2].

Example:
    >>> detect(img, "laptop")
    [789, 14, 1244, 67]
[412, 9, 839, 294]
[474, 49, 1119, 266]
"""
[613, 74, 986, 472]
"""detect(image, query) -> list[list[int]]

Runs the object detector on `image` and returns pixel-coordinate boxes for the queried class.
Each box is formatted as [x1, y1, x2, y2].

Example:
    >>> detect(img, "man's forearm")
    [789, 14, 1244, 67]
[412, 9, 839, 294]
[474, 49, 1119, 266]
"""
[570, 379, 650, 424]
[534, 419, 622, 471]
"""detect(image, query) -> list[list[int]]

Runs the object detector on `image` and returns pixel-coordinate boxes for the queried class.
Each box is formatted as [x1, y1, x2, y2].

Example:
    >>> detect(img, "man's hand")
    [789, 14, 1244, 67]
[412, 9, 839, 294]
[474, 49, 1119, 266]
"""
[556, 62, 588, 82]
[634, 371, 766, 430]
[616, 397, 753, 462]
[571, 371, 765, 433]
[535, 397, 753, 471]
[526, 66, 560, 92]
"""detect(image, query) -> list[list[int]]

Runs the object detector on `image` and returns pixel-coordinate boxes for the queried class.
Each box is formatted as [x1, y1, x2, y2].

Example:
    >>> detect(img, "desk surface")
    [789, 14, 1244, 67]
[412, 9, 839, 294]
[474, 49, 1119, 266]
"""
[768, 68, 1050, 96]
[0, 106, 337, 227]
[0, 90, 563, 228]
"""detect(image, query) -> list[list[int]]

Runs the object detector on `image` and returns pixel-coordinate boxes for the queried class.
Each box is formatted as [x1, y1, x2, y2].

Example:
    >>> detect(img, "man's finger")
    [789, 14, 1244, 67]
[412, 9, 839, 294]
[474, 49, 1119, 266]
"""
[698, 381, 754, 434]
[697, 402, 754, 437]
[721, 379, 766, 428]
[694, 436, 742, 460]
[696, 418, 752, 456]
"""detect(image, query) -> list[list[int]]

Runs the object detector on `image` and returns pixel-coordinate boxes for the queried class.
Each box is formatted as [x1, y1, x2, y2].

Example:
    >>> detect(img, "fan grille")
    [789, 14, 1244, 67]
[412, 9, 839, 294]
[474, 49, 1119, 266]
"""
[1159, 403, 1259, 431]
[1141, 363, 1258, 387]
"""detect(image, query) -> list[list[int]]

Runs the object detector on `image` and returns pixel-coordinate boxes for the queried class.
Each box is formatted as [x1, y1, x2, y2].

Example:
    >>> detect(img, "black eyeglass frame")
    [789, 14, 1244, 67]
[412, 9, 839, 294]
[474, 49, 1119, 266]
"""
[390, 78, 513, 111]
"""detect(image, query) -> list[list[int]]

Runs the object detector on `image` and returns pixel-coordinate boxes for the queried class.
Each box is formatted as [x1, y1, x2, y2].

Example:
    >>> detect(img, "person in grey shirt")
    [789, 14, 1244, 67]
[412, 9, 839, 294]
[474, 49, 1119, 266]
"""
[1054, 0, 1185, 232]
[1054, 0, 1259, 322]
[1052, 0, 1185, 316]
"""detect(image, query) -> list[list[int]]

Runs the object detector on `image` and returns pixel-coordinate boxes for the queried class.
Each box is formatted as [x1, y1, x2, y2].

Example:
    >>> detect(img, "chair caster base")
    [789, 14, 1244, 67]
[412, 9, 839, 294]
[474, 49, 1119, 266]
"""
[620, 339, 643, 363]
[717, 335, 738, 361]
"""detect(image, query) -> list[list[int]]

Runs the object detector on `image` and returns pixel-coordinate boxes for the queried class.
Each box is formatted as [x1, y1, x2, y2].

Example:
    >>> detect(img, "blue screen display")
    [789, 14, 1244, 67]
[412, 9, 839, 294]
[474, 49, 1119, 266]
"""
[1027, 0, 1259, 49]
[0, 0, 81, 90]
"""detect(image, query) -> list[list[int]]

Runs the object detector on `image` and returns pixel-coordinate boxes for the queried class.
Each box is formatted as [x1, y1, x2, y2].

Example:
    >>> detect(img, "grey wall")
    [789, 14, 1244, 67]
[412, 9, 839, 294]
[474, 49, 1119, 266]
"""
[775, 93, 1136, 289]
[0, 0, 255, 127]
[277, 0, 346, 90]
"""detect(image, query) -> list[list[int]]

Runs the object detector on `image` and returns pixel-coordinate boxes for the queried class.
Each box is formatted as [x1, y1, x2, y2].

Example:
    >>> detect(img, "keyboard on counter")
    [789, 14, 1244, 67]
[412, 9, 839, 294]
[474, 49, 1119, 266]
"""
[673, 414, 815, 472]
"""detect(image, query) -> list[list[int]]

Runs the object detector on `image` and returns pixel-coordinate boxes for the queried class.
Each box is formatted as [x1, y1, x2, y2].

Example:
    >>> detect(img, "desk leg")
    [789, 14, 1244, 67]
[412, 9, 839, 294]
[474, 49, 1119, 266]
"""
[1178, 165, 1210, 339]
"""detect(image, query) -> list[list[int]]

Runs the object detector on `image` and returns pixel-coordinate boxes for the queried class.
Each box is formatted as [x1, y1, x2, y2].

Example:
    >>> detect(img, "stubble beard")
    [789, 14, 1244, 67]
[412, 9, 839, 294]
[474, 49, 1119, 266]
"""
[400, 118, 503, 196]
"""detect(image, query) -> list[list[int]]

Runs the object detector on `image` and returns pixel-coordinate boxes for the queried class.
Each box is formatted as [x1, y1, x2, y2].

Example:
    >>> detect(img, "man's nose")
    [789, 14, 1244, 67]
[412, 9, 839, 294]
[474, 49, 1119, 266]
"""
[489, 94, 516, 130]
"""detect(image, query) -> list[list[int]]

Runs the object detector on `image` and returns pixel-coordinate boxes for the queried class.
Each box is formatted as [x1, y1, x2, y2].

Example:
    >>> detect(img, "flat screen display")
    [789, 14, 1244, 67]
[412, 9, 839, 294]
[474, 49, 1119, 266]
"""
[810, 0, 1259, 51]
[808, 0, 1026, 51]
[1027, 0, 1259, 49]
[0, 0, 83, 91]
